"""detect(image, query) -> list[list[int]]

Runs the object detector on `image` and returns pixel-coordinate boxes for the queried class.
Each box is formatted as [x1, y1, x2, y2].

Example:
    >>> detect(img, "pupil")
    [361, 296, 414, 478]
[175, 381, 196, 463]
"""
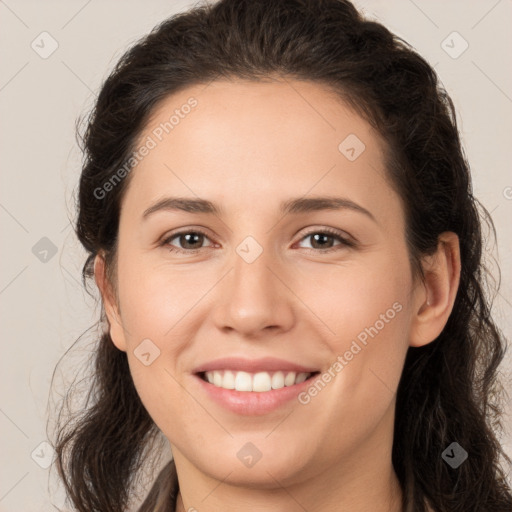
[312, 233, 331, 248]
[183, 233, 202, 249]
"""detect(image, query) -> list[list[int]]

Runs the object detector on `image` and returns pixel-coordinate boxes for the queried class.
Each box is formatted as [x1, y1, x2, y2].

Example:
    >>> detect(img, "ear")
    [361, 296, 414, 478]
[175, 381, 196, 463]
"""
[93, 253, 127, 352]
[409, 232, 461, 348]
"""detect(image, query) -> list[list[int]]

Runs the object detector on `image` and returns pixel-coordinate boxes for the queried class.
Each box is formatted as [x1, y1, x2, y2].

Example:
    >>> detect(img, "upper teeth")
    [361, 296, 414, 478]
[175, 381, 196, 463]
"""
[204, 370, 311, 392]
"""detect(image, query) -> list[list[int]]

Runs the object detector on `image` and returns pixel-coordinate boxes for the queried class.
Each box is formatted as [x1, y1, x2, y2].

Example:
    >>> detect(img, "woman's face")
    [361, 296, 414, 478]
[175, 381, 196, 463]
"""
[99, 79, 428, 488]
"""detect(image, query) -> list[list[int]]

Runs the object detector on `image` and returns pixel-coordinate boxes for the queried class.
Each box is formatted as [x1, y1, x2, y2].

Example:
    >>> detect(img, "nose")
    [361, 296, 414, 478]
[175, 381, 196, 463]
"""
[212, 245, 295, 339]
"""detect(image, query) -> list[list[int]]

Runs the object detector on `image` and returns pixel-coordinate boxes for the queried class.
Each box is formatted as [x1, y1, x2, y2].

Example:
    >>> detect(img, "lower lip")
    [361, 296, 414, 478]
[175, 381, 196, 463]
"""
[193, 373, 319, 416]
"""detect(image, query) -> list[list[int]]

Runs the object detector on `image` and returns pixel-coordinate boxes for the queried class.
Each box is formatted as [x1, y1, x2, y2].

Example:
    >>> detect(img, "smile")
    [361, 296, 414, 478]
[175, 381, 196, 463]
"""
[191, 356, 321, 415]
[200, 370, 318, 392]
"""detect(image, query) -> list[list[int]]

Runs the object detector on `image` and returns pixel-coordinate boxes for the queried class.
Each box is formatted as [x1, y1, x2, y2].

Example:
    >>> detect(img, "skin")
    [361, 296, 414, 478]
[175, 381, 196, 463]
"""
[94, 78, 460, 512]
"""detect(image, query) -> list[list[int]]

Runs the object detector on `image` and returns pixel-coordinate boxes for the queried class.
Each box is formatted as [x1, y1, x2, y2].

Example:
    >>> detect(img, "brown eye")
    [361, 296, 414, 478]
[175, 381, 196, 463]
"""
[307, 233, 336, 249]
[162, 230, 213, 253]
[297, 229, 355, 252]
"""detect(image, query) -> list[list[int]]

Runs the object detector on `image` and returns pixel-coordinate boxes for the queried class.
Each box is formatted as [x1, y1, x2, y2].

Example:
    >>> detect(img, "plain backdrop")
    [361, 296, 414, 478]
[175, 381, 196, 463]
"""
[1, 1, 511, 510]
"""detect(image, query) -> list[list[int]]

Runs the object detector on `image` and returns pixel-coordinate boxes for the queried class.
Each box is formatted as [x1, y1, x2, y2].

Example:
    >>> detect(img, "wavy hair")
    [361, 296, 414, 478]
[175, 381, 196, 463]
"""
[50, 1, 512, 511]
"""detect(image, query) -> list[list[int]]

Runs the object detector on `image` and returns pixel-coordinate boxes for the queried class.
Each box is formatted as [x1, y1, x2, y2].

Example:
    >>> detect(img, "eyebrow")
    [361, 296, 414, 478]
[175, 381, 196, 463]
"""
[142, 196, 377, 223]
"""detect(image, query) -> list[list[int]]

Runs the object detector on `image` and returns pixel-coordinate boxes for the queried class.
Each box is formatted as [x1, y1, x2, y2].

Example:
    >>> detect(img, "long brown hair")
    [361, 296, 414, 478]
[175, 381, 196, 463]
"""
[50, 1, 512, 510]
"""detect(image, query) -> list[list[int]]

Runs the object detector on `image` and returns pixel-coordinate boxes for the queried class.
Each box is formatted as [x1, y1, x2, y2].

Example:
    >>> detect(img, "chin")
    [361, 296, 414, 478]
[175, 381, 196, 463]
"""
[194, 443, 314, 489]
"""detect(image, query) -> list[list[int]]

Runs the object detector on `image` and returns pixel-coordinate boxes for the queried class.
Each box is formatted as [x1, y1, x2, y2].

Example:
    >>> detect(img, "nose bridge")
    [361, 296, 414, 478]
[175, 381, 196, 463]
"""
[213, 234, 295, 335]
[233, 237, 274, 295]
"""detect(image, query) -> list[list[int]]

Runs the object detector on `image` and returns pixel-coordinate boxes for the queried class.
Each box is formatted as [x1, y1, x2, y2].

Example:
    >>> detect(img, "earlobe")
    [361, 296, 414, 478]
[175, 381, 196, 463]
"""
[93, 253, 127, 352]
[409, 232, 461, 348]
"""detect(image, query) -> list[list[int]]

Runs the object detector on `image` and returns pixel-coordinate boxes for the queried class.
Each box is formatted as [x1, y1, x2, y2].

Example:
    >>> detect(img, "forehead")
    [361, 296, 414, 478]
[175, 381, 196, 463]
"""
[124, 79, 401, 226]
[139, 78, 381, 165]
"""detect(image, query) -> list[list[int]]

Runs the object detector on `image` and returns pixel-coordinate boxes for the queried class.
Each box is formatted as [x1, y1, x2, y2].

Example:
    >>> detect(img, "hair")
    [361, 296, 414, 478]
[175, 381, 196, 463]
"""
[50, 0, 512, 511]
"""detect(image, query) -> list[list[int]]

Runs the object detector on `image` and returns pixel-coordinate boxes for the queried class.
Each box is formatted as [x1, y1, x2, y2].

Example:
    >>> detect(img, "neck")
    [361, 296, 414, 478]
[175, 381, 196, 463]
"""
[175, 469, 403, 512]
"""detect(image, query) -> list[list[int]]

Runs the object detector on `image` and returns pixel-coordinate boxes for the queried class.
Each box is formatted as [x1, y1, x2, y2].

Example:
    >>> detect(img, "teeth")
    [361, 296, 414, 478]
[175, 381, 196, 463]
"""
[203, 370, 311, 392]
[271, 371, 285, 389]
[223, 370, 236, 389]
[284, 372, 296, 386]
[213, 371, 223, 387]
[235, 371, 252, 391]
[253, 372, 272, 392]
[295, 372, 308, 384]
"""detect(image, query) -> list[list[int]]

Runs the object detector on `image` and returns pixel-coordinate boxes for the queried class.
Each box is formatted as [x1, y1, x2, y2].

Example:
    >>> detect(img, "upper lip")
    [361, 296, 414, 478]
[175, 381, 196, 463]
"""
[192, 357, 320, 374]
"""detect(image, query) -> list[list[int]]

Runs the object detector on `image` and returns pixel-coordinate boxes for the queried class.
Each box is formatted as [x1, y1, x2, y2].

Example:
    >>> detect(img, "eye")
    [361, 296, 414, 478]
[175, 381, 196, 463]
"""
[161, 229, 214, 254]
[160, 227, 356, 254]
[296, 228, 356, 253]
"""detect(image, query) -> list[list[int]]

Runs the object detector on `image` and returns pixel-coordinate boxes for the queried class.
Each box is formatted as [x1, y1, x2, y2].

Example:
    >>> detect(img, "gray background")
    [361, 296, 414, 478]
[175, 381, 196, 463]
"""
[1, 0, 511, 510]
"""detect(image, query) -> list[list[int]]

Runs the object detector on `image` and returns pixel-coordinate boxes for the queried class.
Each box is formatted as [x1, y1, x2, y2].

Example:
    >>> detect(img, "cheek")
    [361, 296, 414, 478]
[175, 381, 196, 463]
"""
[116, 255, 207, 341]
[295, 267, 412, 453]
[127, 357, 194, 440]
[297, 252, 413, 398]
[113, 257, 194, 417]
[296, 251, 411, 344]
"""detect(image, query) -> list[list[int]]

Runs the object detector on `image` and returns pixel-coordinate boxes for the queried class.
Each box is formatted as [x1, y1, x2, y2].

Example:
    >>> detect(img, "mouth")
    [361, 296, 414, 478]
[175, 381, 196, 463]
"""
[191, 356, 322, 415]
[197, 370, 321, 392]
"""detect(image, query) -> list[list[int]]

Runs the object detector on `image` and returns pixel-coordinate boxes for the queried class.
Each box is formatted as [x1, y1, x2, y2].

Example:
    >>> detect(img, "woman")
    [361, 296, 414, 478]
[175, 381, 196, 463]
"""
[51, 0, 512, 511]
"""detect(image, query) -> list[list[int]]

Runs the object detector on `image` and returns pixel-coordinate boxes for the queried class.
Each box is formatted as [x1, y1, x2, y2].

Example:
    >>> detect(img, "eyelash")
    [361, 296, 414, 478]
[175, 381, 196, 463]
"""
[160, 227, 356, 254]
